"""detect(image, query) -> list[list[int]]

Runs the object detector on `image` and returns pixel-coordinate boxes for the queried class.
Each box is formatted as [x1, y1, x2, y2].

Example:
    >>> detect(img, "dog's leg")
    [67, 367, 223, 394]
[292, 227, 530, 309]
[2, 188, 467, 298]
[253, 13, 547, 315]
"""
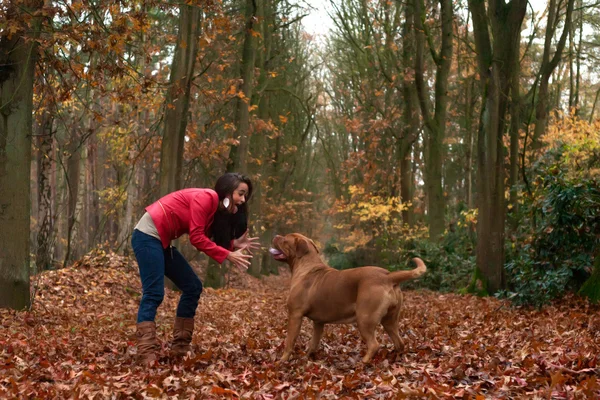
[307, 321, 324, 357]
[381, 314, 404, 352]
[357, 318, 379, 363]
[281, 313, 303, 361]
[382, 289, 405, 352]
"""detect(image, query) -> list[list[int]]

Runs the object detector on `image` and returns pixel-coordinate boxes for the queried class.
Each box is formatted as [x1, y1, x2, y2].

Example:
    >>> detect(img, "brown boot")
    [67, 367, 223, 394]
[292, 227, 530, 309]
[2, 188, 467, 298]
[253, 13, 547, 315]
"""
[171, 317, 194, 357]
[136, 321, 159, 364]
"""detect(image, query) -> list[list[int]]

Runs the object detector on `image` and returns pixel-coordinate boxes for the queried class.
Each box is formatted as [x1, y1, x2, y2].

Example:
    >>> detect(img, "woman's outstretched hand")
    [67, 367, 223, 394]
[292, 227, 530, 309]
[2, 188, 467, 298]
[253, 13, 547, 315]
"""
[227, 248, 252, 272]
[233, 230, 260, 254]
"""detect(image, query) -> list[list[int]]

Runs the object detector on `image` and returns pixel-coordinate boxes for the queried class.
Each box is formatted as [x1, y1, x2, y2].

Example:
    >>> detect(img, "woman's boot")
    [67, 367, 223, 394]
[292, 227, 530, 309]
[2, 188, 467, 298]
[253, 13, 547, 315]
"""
[136, 321, 159, 363]
[171, 317, 194, 356]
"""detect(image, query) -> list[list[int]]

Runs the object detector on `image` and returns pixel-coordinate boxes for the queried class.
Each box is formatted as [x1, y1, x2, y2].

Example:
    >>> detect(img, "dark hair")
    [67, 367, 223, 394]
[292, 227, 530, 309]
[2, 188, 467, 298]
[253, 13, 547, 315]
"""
[211, 173, 253, 248]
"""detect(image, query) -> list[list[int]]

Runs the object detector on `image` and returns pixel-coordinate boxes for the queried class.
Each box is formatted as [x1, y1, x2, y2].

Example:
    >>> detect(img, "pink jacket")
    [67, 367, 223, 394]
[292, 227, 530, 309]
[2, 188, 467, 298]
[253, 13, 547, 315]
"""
[146, 188, 231, 264]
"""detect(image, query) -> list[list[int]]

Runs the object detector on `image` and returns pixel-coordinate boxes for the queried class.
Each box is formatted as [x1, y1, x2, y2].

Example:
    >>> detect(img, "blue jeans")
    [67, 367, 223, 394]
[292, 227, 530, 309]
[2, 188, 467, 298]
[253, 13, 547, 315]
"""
[132, 229, 203, 323]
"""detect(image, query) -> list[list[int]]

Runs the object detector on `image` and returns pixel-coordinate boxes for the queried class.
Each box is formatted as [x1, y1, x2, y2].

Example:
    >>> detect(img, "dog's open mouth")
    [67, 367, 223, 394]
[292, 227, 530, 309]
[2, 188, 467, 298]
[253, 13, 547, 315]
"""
[269, 247, 287, 261]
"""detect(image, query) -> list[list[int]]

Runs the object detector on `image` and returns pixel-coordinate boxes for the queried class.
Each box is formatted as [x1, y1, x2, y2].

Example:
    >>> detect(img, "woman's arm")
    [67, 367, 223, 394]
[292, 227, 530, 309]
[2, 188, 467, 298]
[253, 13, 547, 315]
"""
[189, 192, 230, 264]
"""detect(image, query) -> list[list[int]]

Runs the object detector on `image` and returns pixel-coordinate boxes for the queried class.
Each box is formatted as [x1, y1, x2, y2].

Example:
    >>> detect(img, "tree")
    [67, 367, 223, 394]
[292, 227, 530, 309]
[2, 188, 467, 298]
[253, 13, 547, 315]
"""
[529, 0, 574, 153]
[156, 1, 202, 289]
[414, 0, 454, 240]
[0, 0, 43, 309]
[35, 101, 55, 271]
[159, 1, 202, 197]
[400, 0, 419, 226]
[227, 0, 259, 172]
[468, 0, 527, 294]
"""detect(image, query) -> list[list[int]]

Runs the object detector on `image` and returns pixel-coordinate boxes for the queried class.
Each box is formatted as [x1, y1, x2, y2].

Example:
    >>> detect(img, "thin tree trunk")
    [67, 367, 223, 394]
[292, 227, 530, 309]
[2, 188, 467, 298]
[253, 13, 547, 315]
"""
[464, 78, 475, 209]
[414, 0, 453, 240]
[509, 47, 521, 229]
[117, 150, 136, 255]
[63, 128, 82, 267]
[228, 0, 259, 172]
[247, 0, 272, 277]
[400, 0, 418, 226]
[530, 0, 574, 151]
[36, 111, 55, 271]
[574, 0, 582, 115]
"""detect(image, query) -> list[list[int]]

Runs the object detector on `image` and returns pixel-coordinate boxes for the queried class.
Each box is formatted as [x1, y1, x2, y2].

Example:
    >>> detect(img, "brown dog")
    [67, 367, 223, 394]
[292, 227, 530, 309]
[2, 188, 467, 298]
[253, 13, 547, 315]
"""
[270, 233, 427, 363]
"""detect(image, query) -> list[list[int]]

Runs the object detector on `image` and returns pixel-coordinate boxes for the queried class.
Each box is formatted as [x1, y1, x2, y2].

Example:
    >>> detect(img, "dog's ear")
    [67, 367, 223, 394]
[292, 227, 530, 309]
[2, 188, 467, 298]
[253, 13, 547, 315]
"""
[295, 237, 312, 258]
[309, 239, 319, 253]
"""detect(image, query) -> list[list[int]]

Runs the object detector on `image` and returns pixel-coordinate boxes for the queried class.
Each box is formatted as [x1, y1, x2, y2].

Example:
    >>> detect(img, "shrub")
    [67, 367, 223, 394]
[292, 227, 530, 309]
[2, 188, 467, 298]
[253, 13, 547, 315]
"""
[502, 139, 600, 306]
[324, 214, 476, 293]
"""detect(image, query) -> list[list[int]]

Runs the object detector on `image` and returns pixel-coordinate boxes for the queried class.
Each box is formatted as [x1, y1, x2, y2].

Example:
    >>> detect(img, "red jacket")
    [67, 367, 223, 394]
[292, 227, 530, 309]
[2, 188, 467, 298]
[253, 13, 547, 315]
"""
[146, 188, 231, 264]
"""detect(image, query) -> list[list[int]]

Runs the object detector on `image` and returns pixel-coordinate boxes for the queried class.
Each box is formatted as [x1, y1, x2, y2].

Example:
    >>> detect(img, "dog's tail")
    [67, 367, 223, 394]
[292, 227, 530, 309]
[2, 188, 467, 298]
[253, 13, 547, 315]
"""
[387, 257, 427, 284]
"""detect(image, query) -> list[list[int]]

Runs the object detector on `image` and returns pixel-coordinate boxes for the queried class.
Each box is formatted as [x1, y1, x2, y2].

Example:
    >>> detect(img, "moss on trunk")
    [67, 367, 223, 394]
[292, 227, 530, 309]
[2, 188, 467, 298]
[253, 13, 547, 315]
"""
[579, 256, 600, 303]
[461, 266, 489, 297]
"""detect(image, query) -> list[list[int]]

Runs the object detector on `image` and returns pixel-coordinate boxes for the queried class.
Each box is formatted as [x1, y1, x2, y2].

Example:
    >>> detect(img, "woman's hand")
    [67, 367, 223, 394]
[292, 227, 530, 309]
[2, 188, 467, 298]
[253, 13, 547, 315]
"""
[227, 248, 252, 272]
[233, 230, 260, 254]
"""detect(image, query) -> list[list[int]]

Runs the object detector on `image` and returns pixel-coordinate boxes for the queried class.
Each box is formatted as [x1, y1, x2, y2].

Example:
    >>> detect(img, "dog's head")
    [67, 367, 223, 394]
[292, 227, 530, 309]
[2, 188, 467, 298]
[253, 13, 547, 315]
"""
[269, 233, 320, 264]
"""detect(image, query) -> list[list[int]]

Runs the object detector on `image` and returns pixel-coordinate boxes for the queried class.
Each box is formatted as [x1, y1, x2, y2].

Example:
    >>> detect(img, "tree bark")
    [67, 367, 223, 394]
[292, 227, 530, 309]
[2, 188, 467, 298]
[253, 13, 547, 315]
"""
[63, 128, 82, 267]
[468, 0, 527, 294]
[0, 0, 43, 309]
[159, 2, 201, 196]
[508, 45, 521, 229]
[157, 2, 201, 290]
[247, 0, 272, 277]
[36, 110, 55, 271]
[530, 0, 574, 152]
[227, 0, 259, 173]
[414, 0, 453, 240]
[579, 253, 600, 303]
[399, 0, 418, 226]
[464, 77, 476, 209]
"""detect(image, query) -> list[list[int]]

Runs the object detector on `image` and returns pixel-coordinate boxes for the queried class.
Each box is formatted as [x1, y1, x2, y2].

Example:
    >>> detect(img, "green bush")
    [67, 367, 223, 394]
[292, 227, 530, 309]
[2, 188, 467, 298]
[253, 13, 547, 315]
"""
[502, 144, 600, 306]
[324, 216, 476, 293]
[323, 241, 357, 270]
[395, 236, 475, 292]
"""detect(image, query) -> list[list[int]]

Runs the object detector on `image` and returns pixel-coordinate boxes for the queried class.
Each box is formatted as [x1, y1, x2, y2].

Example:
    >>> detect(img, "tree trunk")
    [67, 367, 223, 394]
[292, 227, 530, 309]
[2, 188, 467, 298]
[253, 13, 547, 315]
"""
[400, 0, 418, 226]
[530, 0, 574, 152]
[63, 129, 82, 267]
[245, 0, 271, 278]
[414, 0, 453, 240]
[158, 2, 201, 289]
[204, 259, 226, 289]
[468, 0, 527, 294]
[36, 111, 55, 271]
[579, 254, 600, 303]
[508, 47, 521, 229]
[399, 144, 414, 226]
[117, 151, 136, 255]
[574, 0, 582, 115]
[464, 77, 476, 209]
[227, 0, 259, 173]
[0, 0, 43, 309]
[159, 2, 201, 196]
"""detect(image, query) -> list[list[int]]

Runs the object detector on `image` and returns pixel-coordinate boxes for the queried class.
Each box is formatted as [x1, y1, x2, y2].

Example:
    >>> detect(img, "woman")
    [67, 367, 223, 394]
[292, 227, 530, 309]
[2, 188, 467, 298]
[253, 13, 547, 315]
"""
[131, 172, 259, 363]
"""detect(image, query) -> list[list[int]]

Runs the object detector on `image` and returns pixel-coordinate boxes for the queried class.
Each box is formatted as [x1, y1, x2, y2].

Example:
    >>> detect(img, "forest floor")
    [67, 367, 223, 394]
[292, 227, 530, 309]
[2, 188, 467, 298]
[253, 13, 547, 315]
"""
[1, 252, 599, 399]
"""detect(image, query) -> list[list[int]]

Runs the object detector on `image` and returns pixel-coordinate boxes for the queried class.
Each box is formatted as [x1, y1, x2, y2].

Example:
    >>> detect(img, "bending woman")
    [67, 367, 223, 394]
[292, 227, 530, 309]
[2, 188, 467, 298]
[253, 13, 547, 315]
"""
[131, 172, 259, 363]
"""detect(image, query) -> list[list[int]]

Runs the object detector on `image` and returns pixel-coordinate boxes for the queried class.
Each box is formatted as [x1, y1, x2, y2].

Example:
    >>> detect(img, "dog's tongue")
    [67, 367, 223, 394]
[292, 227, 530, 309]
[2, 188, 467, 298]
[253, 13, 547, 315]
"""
[269, 248, 282, 256]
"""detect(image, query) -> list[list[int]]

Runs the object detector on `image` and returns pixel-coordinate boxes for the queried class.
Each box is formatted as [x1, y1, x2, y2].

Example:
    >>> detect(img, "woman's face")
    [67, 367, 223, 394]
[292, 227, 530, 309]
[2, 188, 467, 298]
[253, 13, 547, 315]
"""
[228, 182, 249, 214]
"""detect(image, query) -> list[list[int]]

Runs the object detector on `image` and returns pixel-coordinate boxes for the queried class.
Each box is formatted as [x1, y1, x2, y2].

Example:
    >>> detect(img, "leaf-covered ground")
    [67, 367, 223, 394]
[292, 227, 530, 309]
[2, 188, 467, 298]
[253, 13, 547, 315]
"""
[1, 253, 599, 399]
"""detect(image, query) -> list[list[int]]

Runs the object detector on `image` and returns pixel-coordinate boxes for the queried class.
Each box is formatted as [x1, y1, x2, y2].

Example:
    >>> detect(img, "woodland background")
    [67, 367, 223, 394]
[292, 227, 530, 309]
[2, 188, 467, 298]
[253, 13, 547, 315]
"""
[1, 0, 600, 397]
[1, 0, 600, 307]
